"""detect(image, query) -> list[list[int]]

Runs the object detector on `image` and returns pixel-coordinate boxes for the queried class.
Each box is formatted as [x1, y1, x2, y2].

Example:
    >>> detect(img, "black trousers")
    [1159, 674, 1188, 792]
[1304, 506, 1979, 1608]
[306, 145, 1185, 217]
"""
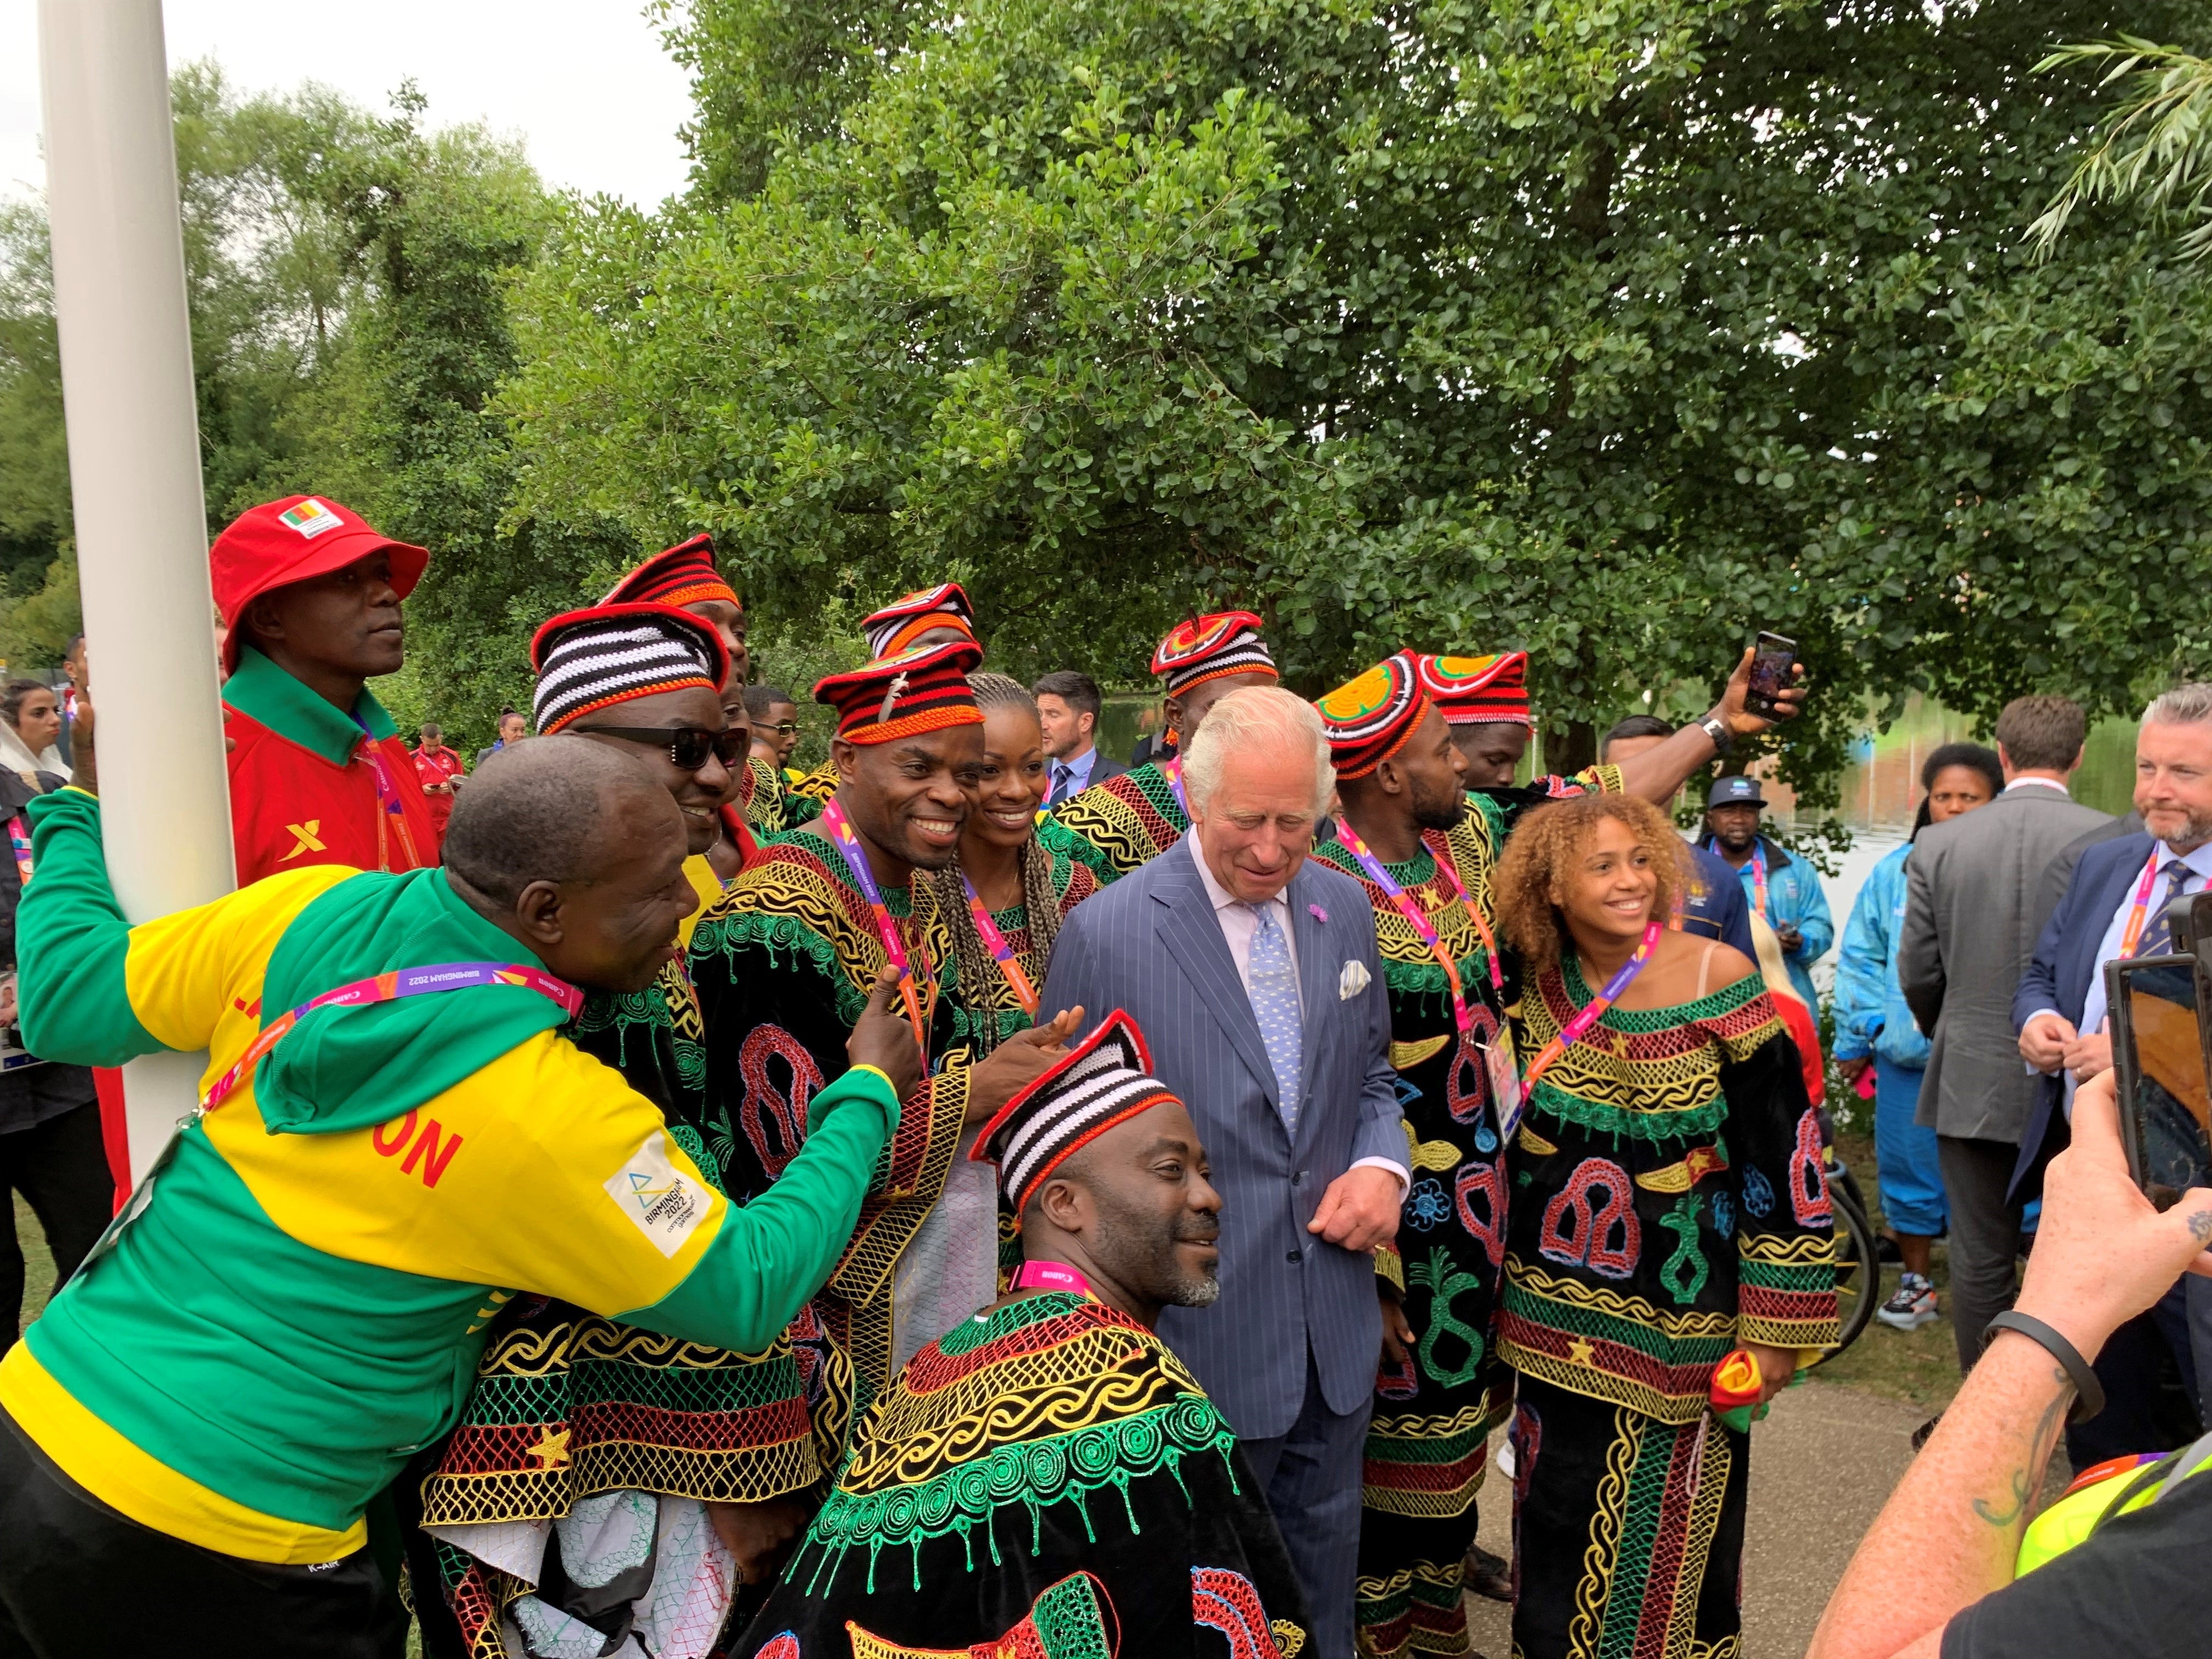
[1937, 1133, 2028, 1375]
[2, 1098, 112, 1350]
[0, 1406, 405, 1659]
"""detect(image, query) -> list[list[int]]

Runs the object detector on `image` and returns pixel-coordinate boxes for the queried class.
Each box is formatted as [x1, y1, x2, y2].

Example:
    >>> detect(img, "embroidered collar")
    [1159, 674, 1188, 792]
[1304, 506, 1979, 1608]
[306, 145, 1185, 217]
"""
[224, 646, 398, 767]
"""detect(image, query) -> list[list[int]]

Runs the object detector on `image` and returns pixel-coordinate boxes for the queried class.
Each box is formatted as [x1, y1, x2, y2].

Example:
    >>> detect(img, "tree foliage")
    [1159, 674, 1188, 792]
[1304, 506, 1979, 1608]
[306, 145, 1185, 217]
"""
[512, 0, 2212, 793]
[2033, 38, 2212, 260]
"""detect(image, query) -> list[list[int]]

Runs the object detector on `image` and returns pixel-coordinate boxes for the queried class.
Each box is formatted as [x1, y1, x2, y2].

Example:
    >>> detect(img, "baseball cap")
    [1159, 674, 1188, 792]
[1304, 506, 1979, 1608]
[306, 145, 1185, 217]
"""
[210, 495, 429, 672]
[1707, 775, 1767, 808]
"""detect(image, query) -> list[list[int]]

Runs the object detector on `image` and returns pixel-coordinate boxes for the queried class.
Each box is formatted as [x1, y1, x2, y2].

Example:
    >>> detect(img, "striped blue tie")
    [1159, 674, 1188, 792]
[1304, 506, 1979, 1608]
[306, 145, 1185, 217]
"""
[1246, 904, 1303, 1135]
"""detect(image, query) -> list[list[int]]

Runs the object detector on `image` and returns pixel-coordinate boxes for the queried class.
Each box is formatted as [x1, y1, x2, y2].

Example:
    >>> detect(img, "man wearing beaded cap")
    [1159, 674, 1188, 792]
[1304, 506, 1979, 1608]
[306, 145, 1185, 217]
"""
[602, 533, 751, 686]
[733, 1011, 1309, 1659]
[785, 583, 981, 810]
[412, 604, 802, 1659]
[687, 641, 1074, 1473]
[1052, 610, 1281, 883]
[1310, 654, 1513, 1659]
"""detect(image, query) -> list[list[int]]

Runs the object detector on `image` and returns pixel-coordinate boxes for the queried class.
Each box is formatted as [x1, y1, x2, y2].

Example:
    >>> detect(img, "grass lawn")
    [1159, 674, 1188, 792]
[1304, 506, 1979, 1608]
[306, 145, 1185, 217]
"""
[12, 1192, 57, 1338]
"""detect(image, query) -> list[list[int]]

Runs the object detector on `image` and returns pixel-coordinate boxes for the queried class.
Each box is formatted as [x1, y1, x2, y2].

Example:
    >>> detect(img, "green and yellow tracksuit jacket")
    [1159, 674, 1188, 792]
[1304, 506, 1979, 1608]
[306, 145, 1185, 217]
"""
[0, 788, 898, 1567]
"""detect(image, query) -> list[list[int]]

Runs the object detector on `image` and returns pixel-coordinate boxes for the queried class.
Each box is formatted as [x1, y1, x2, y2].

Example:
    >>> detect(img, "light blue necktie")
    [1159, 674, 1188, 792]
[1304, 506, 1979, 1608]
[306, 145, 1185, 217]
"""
[1048, 761, 1076, 806]
[1246, 903, 1303, 1135]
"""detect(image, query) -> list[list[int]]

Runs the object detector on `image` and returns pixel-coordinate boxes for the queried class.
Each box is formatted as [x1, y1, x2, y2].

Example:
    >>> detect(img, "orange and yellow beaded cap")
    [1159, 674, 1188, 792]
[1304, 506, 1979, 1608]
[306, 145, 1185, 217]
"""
[1150, 610, 1278, 698]
[1316, 652, 1430, 780]
[1415, 651, 1532, 729]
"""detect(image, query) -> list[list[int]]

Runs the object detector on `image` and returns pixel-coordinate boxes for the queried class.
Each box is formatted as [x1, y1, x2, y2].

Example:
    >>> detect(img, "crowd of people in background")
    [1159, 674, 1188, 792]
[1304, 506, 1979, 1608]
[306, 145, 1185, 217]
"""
[1, 491, 2210, 1659]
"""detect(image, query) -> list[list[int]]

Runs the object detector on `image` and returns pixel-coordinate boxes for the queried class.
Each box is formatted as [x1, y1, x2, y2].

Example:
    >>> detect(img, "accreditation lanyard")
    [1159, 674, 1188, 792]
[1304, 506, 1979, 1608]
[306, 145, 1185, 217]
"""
[200, 960, 582, 1114]
[1522, 921, 1663, 1087]
[7, 816, 30, 888]
[1010, 1259, 1092, 1296]
[2117, 849, 2175, 961]
[1708, 837, 1769, 919]
[959, 872, 1041, 1018]
[820, 798, 936, 1052]
[355, 730, 425, 873]
[1336, 825, 1489, 1029]
[78, 959, 580, 1280]
[1162, 757, 1189, 822]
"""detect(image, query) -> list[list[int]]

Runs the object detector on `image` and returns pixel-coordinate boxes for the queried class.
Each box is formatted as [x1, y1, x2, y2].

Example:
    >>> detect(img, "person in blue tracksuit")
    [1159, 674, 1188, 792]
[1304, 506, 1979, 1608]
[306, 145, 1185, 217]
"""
[1703, 774, 1834, 1014]
[1832, 742, 2002, 1330]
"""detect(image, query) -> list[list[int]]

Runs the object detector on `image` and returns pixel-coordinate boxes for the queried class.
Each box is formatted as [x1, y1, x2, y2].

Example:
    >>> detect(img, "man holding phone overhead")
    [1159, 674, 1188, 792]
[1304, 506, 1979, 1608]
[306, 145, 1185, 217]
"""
[2016, 684, 2212, 1451]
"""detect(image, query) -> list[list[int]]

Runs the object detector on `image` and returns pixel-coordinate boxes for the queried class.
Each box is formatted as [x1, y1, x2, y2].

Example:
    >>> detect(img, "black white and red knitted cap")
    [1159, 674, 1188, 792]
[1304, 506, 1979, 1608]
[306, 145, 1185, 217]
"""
[972, 1010, 1182, 1216]
[529, 603, 729, 735]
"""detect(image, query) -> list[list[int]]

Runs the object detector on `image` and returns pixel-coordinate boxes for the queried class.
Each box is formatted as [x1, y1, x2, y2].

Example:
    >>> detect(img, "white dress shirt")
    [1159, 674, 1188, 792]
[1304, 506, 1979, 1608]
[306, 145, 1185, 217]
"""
[1185, 830, 1408, 1189]
[2027, 837, 2212, 1108]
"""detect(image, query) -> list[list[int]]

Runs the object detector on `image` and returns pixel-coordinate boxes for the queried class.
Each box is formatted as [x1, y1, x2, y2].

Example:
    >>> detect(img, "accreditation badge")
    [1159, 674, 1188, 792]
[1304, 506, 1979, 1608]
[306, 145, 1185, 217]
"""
[1486, 1027, 1524, 1143]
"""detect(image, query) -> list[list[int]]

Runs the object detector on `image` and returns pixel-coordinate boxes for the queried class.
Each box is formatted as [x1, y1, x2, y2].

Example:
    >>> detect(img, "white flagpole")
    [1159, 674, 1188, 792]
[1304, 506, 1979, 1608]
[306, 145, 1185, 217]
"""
[38, 0, 236, 1184]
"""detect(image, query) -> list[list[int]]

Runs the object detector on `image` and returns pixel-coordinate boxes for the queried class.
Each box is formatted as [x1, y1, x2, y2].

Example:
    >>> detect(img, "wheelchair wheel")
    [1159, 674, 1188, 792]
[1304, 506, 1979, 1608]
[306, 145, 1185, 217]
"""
[1809, 1170, 1881, 1365]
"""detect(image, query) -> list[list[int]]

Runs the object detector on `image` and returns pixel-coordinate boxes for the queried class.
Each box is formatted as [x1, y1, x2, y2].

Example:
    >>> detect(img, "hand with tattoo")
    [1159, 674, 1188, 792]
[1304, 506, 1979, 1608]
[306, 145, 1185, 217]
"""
[2011, 1070, 2212, 1364]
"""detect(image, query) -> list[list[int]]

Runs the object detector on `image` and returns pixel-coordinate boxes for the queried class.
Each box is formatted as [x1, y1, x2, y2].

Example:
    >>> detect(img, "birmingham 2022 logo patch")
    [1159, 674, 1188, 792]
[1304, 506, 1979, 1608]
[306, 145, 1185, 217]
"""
[605, 1130, 710, 1257]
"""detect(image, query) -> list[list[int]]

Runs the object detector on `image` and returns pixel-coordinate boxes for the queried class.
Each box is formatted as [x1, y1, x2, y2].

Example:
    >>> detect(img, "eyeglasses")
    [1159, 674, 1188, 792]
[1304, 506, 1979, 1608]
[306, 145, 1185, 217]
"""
[572, 725, 748, 771]
[769, 721, 799, 735]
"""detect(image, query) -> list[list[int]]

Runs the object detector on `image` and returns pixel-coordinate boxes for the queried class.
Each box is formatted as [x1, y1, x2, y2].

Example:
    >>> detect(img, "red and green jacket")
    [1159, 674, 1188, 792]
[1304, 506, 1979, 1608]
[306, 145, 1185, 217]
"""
[224, 645, 442, 880]
[0, 788, 899, 1565]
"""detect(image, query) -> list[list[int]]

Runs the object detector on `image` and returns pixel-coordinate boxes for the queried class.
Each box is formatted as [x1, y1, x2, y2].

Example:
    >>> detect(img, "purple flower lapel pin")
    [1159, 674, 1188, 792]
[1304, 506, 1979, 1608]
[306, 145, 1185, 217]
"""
[1308, 903, 1329, 924]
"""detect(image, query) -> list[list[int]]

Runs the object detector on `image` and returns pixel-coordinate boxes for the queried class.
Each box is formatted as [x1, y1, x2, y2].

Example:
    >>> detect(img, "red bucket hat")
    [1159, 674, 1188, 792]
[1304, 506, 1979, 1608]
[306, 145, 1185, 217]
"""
[210, 495, 428, 672]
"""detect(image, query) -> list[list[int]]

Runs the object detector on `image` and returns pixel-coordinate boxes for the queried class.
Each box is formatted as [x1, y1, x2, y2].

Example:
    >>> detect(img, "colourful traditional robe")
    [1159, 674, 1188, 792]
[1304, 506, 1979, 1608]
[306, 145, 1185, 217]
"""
[1049, 761, 1189, 883]
[687, 823, 981, 1461]
[1500, 964, 1837, 1659]
[732, 1293, 1310, 1658]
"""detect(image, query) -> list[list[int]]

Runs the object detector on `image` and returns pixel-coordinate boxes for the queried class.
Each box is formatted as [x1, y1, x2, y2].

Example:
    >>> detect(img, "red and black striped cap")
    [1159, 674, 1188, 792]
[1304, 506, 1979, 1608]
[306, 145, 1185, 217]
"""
[600, 533, 743, 613]
[1150, 610, 1278, 698]
[862, 582, 978, 658]
[815, 638, 985, 746]
[1414, 651, 1532, 728]
[1315, 652, 1430, 780]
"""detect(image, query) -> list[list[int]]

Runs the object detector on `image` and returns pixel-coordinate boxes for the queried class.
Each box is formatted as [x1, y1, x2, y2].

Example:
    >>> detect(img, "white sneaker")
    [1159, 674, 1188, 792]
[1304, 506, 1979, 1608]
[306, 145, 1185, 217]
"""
[1877, 1273, 1939, 1331]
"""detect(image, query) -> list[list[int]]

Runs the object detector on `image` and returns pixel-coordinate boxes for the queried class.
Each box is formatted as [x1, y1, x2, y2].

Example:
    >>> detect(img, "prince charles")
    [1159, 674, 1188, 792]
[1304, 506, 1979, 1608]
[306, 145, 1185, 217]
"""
[1040, 685, 1403, 1653]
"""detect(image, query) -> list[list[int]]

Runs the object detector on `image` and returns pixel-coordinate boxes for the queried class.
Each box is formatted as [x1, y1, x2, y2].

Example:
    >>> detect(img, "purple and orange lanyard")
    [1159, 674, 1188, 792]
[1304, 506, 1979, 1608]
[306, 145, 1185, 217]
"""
[958, 873, 1041, 1017]
[7, 816, 30, 888]
[2118, 848, 2182, 961]
[81, 959, 580, 1274]
[1521, 919, 1663, 1087]
[1709, 836, 1769, 921]
[355, 726, 425, 873]
[820, 798, 937, 1053]
[1335, 823, 1499, 1030]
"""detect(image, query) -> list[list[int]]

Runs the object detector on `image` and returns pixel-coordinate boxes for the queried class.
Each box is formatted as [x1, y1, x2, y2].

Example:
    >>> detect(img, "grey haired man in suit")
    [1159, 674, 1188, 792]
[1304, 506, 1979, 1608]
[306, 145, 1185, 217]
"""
[1898, 695, 2112, 1374]
[1039, 684, 1402, 1655]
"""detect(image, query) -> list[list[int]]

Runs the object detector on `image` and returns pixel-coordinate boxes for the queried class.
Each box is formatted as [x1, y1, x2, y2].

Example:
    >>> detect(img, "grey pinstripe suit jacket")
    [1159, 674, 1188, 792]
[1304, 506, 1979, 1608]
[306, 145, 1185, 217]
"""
[1038, 837, 1403, 1440]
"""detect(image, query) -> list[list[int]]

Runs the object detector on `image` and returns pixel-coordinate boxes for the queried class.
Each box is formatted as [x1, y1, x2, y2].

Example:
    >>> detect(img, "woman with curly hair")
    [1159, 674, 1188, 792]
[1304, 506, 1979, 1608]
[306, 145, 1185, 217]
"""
[1493, 792, 1839, 1659]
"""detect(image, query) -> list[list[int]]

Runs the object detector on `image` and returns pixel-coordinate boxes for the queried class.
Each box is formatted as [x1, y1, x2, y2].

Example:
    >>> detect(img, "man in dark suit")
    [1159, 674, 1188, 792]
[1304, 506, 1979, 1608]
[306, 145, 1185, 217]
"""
[1039, 684, 1402, 1654]
[2015, 685, 2212, 1453]
[1899, 695, 2111, 1374]
[1032, 669, 1127, 805]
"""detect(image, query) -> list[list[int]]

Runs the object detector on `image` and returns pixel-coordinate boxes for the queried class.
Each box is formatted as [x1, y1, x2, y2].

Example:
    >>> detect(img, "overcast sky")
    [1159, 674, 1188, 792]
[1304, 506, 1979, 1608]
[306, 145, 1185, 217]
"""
[0, 1, 697, 207]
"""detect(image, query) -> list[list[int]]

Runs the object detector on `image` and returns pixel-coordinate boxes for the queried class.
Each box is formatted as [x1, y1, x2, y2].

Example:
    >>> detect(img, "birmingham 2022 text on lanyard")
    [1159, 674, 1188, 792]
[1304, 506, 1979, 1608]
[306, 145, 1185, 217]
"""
[1521, 919, 1664, 1088]
[959, 872, 1041, 1017]
[820, 798, 938, 1051]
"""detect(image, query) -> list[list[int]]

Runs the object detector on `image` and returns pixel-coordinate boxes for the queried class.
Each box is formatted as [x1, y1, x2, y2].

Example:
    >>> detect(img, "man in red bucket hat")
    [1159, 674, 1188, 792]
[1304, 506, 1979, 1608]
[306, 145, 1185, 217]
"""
[211, 494, 442, 881]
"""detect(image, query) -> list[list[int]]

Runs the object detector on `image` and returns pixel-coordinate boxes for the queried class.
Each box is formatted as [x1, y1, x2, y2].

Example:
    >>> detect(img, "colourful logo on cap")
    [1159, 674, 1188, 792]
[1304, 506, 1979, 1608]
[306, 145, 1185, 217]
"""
[278, 498, 343, 539]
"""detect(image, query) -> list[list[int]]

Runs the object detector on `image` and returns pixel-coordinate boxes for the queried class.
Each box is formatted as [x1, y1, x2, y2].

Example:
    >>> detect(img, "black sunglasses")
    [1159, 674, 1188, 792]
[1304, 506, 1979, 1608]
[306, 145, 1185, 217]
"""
[572, 725, 747, 771]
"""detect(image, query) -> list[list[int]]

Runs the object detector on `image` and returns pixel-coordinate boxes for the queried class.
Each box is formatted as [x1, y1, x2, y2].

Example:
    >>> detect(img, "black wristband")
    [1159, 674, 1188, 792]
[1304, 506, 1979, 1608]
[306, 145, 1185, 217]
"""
[1984, 1311, 2104, 1424]
[1697, 714, 1734, 757]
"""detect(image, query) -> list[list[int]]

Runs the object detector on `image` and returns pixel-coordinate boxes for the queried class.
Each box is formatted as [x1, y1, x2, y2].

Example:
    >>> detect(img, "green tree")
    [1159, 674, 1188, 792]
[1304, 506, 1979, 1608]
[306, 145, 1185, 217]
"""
[507, 0, 2212, 797]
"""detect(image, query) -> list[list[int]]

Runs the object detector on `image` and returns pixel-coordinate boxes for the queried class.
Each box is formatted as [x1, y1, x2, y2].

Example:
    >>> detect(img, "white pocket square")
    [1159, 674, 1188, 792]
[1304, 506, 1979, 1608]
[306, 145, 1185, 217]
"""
[1339, 960, 1372, 1000]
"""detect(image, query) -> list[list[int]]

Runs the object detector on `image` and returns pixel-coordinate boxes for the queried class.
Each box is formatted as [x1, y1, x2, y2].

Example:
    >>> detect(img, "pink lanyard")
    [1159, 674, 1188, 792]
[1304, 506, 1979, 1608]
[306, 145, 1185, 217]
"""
[2118, 849, 2172, 960]
[200, 960, 580, 1114]
[356, 732, 424, 873]
[1336, 826, 1493, 1032]
[959, 872, 1041, 1017]
[1011, 1260, 1092, 1295]
[1162, 757, 1188, 820]
[7, 817, 29, 888]
[1708, 837, 1769, 919]
[1522, 921, 1663, 1086]
[819, 799, 935, 1052]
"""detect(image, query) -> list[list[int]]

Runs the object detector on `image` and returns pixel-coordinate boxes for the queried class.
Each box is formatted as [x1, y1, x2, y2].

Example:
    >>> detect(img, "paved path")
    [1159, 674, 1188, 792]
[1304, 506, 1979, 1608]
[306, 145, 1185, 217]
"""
[1459, 1380, 1929, 1658]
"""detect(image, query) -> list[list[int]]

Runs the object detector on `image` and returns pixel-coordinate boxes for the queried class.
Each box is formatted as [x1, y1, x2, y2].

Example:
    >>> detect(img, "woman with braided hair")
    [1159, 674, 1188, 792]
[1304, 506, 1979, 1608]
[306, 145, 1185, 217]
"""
[893, 675, 1102, 1371]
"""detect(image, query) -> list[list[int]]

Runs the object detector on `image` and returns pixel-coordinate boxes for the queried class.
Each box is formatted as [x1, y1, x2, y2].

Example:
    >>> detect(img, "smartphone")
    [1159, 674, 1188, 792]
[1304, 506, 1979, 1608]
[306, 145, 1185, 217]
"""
[1744, 631, 1797, 719]
[2108, 953, 2212, 1209]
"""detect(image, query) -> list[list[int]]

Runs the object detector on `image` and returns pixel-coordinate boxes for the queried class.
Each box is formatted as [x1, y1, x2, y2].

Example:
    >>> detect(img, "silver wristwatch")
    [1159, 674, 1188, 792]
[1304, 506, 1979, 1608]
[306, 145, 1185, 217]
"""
[1697, 714, 1734, 756]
